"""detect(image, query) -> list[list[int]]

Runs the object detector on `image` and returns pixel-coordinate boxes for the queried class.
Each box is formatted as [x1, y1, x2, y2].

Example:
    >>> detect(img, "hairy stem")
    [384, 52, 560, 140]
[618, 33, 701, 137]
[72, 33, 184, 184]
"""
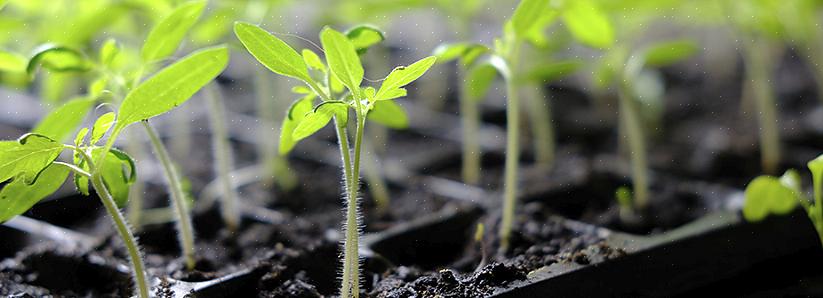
[203, 83, 241, 231]
[499, 43, 521, 253]
[335, 115, 359, 298]
[142, 121, 197, 270]
[525, 86, 555, 170]
[743, 38, 780, 175]
[460, 68, 482, 185]
[91, 172, 149, 298]
[617, 82, 649, 209]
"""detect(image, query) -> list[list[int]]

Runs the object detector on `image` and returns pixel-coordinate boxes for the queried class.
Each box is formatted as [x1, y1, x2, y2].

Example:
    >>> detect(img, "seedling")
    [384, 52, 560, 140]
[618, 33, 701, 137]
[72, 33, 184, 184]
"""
[0, 46, 228, 298]
[235, 23, 435, 297]
[744, 154, 823, 246]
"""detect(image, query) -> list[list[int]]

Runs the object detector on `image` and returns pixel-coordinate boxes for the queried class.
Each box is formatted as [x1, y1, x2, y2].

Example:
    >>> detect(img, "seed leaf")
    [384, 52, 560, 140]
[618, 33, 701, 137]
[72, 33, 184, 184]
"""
[561, 0, 614, 49]
[642, 40, 698, 67]
[116, 46, 229, 133]
[465, 62, 498, 101]
[91, 112, 116, 144]
[27, 44, 93, 76]
[367, 100, 408, 129]
[141, 0, 207, 63]
[743, 176, 798, 222]
[345, 24, 385, 54]
[32, 97, 95, 143]
[0, 50, 27, 73]
[0, 134, 63, 184]
[375, 56, 436, 101]
[510, 0, 550, 39]
[320, 27, 363, 95]
[292, 101, 348, 142]
[0, 164, 70, 223]
[279, 94, 315, 155]
[234, 22, 311, 82]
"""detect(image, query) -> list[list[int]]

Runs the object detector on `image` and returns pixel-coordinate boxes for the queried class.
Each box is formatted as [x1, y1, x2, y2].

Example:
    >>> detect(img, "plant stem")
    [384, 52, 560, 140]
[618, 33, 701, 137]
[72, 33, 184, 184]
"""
[499, 43, 521, 253]
[362, 137, 390, 214]
[335, 115, 359, 298]
[255, 66, 297, 190]
[460, 67, 482, 185]
[743, 38, 780, 175]
[525, 86, 555, 170]
[203, 83, 241, 231]
[142, 121, 197, 270]
[617, 82, 649, 209]
[91, 171, 149, 298]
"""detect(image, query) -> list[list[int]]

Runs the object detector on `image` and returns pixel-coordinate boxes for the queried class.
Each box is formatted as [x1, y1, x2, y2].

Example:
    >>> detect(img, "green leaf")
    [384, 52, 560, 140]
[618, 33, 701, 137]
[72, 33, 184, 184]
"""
[75, 128, 89, 147]
[432, 43, 488, 67]
[302, 49, 326, 72]
[525, 13, 559, 48]
[91, 112, 116, 144]
[367, 100, 408, 129]
[279, 94, 315, 155]
[0, 164, 70, 223]
[141, 0, 207, 63]
[808, 154, 823, 205]
[75, 148, 136, 207]
[99, 38, 120, 67]
[345, 24, 385, 54]
[292, 85, 312, 94]
[510, 0, 551, 39]
[116, 46, 229, 133]
[643, 40, 698, 67]
[0, 134, 63, 184]
[561, 0, 614, 49]
[89, 77, 108, 98]
[27, 44, 93, 76]
[517, 60, 581, 84]
[376, 88, 407, 101]
[192, 6, 235, 45]
[234, 22, 311, 82]
[320, 26, 364, 95]
[743, 176, 799, 222]
[292, 101, 348, 142]
[0, 50, 27, 73]
[32, 97, 95, 143]
[375, 56, 436, 101]
[464, 63, 498, 101]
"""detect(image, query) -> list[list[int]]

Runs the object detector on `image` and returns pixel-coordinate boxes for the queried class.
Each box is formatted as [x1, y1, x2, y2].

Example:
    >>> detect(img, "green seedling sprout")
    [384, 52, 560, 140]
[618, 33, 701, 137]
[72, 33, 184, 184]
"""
[744, 154, 823, 246]
[595, 40, 698, 210]
[0, 46, 228, 298]
[473, 222, 488, 271]
[615, 186, 635, 224]
[235, 23, 435, 298]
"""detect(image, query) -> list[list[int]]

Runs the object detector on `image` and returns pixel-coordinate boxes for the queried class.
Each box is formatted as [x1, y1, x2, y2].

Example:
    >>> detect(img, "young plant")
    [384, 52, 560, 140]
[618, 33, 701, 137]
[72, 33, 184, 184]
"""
[235, 22, 435, 298]
[0, 46, 227, 298]
[744, 154, 823, 245]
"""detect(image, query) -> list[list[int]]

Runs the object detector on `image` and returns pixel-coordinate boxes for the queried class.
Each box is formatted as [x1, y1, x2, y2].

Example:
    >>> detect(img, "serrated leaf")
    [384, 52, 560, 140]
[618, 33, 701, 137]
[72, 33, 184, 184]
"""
[465, 63, 498, 101]
[743, 176, 798, 222]
[116, 46, 229, 133]
[32, 97, 95, 143]
[279, 94, 315, 155]
[0, 50, 27, 73]
[345, 24, 385, 54]
[234, 22, 311, 82]
[302, 49, 326, 72]
[292, 101, 347, 142]
[0, 134, 63, 184]
[517, 60, 581, 84]
[0, 164, 69, 223]
[510, 0, 550, 39]
[91, 112, 116, 144]
[375, 56, 436, 101]
[561, 0, 614, 49]
[643, 40, 698, 67]
[27, 44, 93, 76]
[367, 100, 408, 129]
[141, 1, 206, 63]
[320, 27, 363, 95]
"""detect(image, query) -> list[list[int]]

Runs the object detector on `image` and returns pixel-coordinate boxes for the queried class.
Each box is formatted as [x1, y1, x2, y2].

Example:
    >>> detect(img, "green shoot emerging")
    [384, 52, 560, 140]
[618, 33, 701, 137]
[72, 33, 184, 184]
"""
[235, 22, 434, 298]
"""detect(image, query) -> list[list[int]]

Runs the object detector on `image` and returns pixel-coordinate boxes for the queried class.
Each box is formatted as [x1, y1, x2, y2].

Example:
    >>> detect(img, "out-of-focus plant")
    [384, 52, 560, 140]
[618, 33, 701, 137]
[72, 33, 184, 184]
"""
[235, 22, 435, 297]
